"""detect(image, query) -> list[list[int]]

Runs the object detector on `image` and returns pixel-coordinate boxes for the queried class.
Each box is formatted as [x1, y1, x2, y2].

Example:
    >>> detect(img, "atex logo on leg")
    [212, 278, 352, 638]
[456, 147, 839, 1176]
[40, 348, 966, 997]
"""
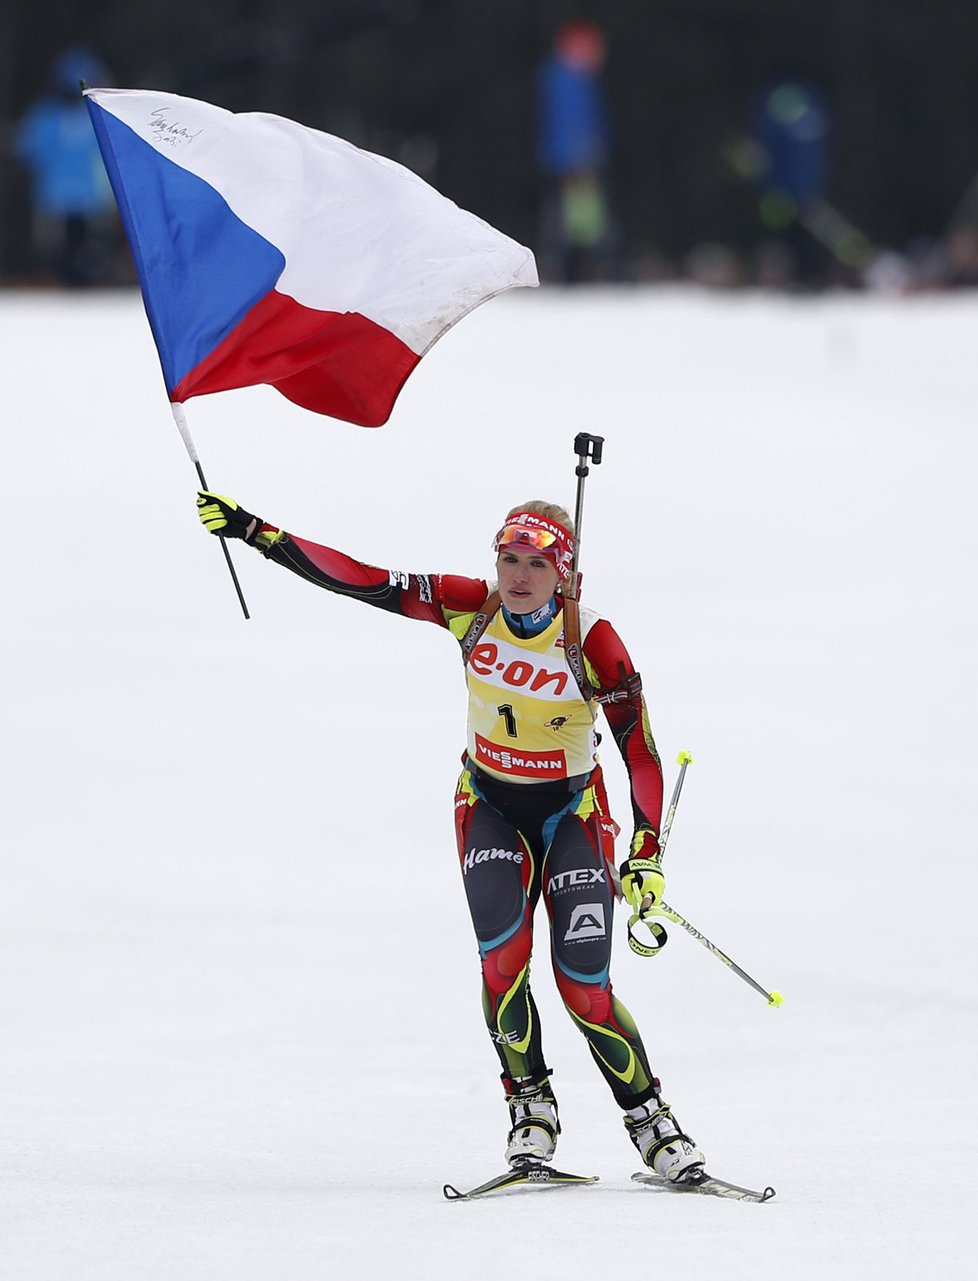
[547, 867, 605, 894]
[564, 902, 606, 941]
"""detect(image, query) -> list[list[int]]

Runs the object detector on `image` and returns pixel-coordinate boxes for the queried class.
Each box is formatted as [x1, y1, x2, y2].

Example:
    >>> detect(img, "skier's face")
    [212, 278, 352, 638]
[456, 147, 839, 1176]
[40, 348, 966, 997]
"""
[496, 546, 560, 615]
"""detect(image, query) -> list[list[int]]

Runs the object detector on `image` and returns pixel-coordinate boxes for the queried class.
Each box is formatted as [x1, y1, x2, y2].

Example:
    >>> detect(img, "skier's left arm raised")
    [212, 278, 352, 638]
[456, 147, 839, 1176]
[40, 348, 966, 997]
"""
[195, 491, 488, 626]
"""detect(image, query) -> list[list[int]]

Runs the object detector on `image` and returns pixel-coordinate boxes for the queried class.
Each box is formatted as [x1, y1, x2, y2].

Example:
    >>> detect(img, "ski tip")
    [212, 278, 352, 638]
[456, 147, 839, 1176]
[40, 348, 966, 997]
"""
[762, 1186, 777, 1201]
[443, 1183, 466, 1200]
[676, 750, 693, 765]
[767, 990, 784, 1007]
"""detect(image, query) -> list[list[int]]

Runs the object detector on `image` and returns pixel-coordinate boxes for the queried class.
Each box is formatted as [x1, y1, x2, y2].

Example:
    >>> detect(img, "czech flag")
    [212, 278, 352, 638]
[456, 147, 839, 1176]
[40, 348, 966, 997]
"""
[84, 88, 538, 426]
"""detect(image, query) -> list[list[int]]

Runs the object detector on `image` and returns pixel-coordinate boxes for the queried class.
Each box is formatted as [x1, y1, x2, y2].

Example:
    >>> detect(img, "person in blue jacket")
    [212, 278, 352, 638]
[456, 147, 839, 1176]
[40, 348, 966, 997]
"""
[537, 22, 618, 283]
[15, 47, 118, 286]
[750, 78, 830, 284]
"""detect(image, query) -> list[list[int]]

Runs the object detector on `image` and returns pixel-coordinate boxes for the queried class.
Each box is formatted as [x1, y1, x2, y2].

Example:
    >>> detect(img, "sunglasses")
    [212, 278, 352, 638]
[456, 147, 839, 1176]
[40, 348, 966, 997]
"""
[492, 516, 575, 581]
[492, 524, 561, 553]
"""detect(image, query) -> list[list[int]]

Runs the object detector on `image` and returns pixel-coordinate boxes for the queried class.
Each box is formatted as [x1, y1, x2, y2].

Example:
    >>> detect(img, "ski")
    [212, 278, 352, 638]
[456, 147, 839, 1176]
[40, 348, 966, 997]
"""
[444, 1162, 599, 1201]
[631, 1170, 775, 1202]
[443, 1164, 772, 1202]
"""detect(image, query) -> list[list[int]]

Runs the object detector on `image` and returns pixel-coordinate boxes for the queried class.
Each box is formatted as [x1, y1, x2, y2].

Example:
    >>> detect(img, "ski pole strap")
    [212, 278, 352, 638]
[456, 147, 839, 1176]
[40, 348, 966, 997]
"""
[626, 910, 669, 957]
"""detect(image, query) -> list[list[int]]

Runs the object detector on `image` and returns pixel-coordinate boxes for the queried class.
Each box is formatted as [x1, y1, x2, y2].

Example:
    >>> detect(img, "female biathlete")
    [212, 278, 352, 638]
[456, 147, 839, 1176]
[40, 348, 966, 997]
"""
[197, 491, 705, 1181]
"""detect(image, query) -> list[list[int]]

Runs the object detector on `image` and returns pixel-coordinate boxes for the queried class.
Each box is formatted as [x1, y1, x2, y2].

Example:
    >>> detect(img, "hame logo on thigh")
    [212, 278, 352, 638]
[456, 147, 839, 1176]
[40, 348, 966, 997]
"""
[463, 846, 524, 875]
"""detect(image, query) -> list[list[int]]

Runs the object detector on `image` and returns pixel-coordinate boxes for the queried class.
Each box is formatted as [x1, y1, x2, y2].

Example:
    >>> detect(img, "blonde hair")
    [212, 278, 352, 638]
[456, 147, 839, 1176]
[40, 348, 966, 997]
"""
[505, 500, 575, 533]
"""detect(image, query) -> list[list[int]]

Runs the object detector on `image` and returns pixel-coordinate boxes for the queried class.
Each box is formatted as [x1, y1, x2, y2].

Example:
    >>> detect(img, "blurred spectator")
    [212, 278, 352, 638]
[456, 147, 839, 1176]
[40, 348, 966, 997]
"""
[937, 170, 978, 287]
[536, 21, 619, 283]
[942, 226, 978, 286]
[14, 46, 118, 287]
[862, 248, 913, 294]
[753, 239, 796, 289]
[749, 77, 831, 286]
[685, 242, 744, 289]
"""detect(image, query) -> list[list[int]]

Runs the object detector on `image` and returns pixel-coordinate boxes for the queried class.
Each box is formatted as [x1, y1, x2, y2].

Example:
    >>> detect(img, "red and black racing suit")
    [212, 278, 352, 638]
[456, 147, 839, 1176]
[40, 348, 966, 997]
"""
[253, 524, 666, 1110]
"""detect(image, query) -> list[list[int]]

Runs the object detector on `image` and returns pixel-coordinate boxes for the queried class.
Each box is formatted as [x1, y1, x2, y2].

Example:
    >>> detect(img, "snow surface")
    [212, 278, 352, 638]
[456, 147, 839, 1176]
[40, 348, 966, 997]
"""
[2, 286, 977, 1280]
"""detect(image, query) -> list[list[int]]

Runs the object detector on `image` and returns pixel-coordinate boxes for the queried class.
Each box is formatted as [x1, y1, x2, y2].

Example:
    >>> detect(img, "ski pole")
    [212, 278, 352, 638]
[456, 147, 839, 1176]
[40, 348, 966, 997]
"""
[658, 749, 692, 859]
[624, 756, 784, 1005]
[644, 900, 783, 1007]
[626, 751, 692, 957]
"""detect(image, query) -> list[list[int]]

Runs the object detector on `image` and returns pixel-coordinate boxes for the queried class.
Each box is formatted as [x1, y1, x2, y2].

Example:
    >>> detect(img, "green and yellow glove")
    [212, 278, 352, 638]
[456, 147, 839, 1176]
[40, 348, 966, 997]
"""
[197, 492, 261, 543]
[619, 828, 665, 914]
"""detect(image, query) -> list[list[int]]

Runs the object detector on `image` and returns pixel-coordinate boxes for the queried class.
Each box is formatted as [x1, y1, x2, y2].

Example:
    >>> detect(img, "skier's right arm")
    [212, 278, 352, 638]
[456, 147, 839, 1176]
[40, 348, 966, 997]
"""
[196, 491, 487, 626]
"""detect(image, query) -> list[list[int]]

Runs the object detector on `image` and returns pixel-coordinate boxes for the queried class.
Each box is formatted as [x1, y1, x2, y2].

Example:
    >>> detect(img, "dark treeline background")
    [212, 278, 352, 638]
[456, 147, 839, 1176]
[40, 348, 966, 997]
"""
[4, 0, 978, 281]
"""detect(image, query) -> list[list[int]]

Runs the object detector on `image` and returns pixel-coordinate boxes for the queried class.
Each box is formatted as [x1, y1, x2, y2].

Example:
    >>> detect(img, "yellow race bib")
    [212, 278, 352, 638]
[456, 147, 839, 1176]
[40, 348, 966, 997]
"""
[462, 609, 599, 780]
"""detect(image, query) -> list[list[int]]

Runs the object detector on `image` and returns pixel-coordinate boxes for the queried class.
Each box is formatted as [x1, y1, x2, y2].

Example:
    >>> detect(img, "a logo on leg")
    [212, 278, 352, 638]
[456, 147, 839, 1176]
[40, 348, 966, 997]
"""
[564, 902, 606, 941]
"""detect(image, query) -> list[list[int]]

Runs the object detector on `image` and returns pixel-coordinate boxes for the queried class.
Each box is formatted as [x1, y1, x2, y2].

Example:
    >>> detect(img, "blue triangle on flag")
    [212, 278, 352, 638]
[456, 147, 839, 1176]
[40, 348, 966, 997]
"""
[87, 99, 285, 393]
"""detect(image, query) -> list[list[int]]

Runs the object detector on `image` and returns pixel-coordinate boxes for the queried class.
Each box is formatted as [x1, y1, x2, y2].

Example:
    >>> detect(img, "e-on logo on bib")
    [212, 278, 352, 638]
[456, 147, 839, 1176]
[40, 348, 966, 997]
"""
[564, 902, 606, 942]
[469, 640, 570, 701]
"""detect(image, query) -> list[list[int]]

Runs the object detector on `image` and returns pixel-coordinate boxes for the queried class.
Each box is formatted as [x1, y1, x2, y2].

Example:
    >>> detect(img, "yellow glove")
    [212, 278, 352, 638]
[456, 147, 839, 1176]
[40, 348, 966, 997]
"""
[619, 828, 665, 912]
[196, 492, 260, 542]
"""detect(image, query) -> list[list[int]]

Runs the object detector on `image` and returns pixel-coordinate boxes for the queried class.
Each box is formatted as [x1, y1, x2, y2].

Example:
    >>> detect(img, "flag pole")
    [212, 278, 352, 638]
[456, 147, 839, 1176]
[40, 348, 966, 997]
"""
[170, 403, 251, 620]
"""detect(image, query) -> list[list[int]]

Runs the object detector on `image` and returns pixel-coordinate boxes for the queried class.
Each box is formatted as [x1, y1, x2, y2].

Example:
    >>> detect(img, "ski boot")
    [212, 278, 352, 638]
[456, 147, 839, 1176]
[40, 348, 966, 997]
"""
[503, 1071, 560, 1167]
[624, 1091, 705, 1183]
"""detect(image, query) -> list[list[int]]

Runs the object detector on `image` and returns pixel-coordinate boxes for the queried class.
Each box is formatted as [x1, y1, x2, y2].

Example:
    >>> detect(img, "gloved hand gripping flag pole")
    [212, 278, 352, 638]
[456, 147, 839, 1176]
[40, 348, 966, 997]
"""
[84, 87, 539, 617]
[170, 402, 251, 617]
